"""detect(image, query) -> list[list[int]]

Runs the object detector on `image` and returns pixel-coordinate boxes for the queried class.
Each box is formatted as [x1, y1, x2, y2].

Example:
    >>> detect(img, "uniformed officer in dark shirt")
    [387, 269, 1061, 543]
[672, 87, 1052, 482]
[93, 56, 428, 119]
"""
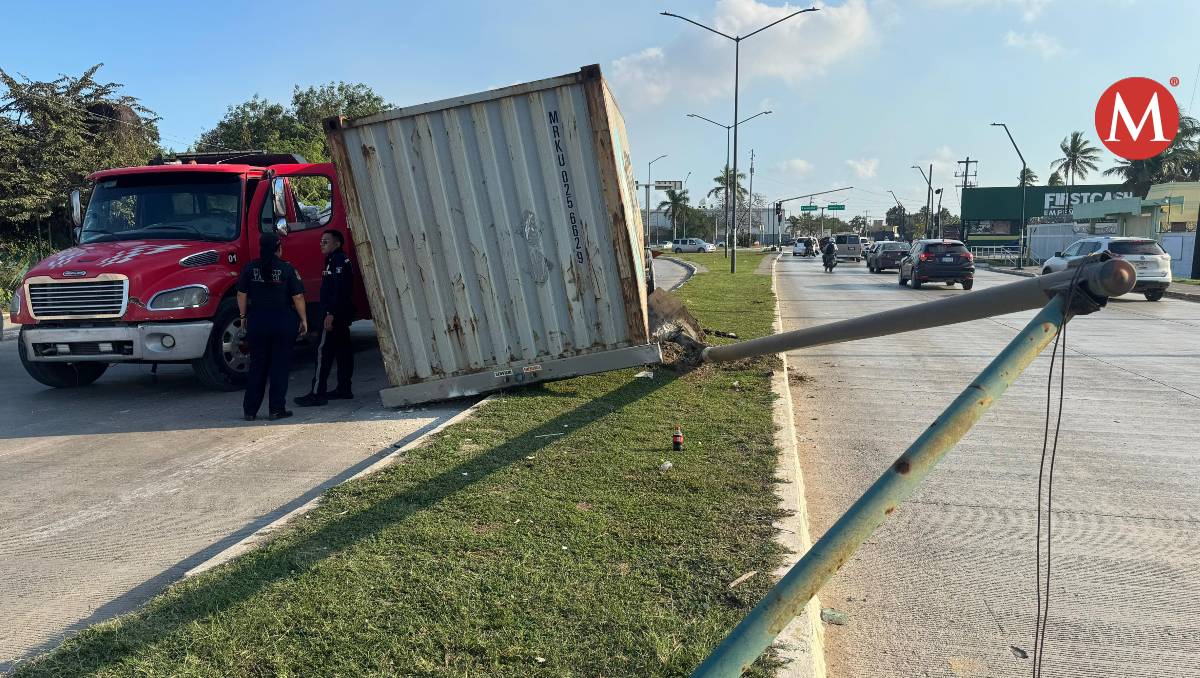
[296, 229, 355, 406]
[237, 233, 307, 420]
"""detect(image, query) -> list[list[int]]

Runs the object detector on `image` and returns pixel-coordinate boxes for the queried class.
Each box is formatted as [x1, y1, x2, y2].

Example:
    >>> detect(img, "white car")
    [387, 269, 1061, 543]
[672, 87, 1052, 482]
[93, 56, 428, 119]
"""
[792, 241, 808, 256]
[671, 238, 715, 253]
[1041, 236, 1172, 301]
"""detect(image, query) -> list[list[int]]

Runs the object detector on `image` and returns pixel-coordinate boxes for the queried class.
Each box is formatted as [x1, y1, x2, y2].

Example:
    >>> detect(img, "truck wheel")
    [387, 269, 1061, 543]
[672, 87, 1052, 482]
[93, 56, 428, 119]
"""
[1144, 289, 1164, 301]
[18, 331, 109, 387]
[192, 298, 249, 390]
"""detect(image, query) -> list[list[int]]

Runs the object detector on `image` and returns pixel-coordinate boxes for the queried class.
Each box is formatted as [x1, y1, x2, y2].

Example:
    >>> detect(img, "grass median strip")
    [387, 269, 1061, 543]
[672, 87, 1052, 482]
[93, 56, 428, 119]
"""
[19, 253, 787, 678]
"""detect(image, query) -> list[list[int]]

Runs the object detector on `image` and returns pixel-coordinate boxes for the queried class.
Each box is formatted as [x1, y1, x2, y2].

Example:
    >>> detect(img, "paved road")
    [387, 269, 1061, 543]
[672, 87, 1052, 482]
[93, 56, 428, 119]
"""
[652, 256, 691, 291]
[0, 325, 468, 672]
[778, 256, 1200, 677]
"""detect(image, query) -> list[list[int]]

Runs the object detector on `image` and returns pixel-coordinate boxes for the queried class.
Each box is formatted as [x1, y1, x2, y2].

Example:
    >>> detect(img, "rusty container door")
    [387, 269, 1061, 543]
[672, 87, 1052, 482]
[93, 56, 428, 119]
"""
[325, 65, 659, 407]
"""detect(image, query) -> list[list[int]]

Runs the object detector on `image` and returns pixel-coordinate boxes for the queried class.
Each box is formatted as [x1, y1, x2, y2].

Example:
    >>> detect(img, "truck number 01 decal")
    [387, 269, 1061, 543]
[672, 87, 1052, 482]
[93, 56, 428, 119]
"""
[548, 110, 586, 266]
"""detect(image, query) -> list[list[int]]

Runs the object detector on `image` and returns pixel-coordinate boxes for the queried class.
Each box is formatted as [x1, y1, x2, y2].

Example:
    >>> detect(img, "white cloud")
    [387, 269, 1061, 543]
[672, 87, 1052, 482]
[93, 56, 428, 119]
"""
[609, 0, 873, 107]
[776, 158, 813, 176]
[1003, 30, 1064, 59]
[929, 0, 1052, 22]
[845, 157, 879, 178]
[611, 47, 670, 106]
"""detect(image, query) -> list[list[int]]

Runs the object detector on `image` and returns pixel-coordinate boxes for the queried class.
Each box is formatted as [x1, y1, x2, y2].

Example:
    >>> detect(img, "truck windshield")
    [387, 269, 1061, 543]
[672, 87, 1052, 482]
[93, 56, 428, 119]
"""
[81, 173, 242, 244]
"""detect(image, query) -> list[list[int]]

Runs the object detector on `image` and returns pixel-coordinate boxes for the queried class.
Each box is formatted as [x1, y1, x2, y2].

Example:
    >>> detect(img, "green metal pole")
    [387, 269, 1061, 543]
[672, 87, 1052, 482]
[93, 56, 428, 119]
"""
[692, 294, 1071, 677]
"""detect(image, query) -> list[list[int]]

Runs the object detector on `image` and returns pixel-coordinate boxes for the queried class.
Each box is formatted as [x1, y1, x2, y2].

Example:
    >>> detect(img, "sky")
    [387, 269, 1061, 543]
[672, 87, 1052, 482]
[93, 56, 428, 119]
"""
[3, 0, 1197, 220]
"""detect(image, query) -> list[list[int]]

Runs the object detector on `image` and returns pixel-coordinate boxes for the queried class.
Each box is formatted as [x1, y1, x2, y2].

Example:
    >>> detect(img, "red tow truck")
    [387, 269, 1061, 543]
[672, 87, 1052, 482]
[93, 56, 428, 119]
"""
[8, 151, 368, 389]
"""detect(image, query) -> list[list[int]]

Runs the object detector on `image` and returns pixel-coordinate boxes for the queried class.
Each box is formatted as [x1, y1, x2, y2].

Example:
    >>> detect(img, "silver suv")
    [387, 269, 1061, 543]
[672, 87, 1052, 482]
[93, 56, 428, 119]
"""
[1041, 236, 1172, 301]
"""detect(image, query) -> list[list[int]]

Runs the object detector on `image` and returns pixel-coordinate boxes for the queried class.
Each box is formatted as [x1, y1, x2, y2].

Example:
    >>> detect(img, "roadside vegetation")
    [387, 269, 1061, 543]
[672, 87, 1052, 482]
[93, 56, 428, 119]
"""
[16, 253, 790, 678]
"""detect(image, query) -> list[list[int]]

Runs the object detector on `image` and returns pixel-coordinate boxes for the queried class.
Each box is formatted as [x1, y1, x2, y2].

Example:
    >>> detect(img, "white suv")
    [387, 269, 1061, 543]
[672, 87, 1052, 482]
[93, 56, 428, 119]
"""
[671, 238, 715, 253]
[1041, 236, 1172, 301]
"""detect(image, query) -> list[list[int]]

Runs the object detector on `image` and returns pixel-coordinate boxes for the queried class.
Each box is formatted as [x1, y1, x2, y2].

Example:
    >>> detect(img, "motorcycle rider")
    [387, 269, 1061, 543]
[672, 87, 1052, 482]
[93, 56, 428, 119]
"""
[822, 238, 838, 268]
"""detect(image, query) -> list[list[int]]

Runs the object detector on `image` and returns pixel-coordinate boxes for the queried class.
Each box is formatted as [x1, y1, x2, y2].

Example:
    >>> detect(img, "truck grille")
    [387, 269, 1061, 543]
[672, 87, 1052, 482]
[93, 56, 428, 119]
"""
[27, 279, 128, 319]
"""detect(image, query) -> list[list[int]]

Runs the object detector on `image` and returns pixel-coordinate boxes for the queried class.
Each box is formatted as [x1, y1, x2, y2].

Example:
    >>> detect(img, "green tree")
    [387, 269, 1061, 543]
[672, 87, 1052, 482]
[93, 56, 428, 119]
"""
[656, 188, 691, 236]
[707, 165, 747, 204]
[197, 82, 388, 164]
[1047, 170, 1064, 186]
[1050, 131, 1102, 189]
[0, 64, 159, 231]
[1018, 167, 1038, 186]
[1103, 114, 1200, 187]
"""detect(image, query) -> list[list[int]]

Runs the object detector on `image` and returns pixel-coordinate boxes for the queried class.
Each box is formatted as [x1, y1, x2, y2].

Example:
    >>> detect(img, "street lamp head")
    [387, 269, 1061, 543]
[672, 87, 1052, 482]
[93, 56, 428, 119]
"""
[990, 122, 1004, 127]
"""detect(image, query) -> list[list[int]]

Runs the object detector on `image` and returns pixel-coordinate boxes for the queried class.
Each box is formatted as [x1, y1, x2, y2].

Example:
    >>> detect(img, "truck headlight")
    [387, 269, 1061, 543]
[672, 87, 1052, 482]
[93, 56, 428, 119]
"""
[148, 285, 209, 310]
[9, 289, 21, 317]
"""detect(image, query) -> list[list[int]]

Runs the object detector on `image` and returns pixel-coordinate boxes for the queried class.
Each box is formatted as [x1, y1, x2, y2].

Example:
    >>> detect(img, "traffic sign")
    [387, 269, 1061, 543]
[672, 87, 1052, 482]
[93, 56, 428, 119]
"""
[826, 204, 846, 211]
[654, 180, 683, 190]
[800, 205, 818, 212]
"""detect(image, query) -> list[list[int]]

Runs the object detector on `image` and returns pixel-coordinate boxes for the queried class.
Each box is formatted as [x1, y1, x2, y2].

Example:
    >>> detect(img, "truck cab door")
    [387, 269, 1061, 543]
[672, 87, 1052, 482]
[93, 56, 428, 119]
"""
[261, 163, 370, 320]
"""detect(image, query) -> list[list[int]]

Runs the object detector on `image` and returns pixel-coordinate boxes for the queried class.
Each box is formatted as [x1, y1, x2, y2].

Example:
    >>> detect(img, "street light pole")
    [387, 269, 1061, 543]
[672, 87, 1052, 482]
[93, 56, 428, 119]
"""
[888, 190, 906, 240]
[912, 165, 933, 239]
[666, 6, 819, 273]
[992, 122, 1028, 268]
[646, 153, 667, 249]
[687, 110, 771, 258]
[935, 188, 944, 238]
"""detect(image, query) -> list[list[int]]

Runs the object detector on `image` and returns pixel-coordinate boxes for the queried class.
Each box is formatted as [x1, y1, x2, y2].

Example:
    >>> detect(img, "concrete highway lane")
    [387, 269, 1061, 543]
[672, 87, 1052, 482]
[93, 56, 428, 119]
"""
[0, 323, 470, 671]
[778, 256, 1200, 677]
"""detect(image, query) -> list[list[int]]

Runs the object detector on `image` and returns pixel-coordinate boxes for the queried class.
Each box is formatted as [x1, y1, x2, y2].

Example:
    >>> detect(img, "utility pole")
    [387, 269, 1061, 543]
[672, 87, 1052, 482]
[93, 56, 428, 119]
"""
[990, 123, 1027, 268]
[934, 189, 944, 238]
[955, 156, 977, 245]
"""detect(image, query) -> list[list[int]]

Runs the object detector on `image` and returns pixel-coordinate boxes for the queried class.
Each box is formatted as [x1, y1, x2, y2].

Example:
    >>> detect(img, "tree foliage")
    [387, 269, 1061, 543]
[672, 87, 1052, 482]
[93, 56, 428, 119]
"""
[1018, 167, 1038, 186]
[197, 82, 389, 164]
[0, 64, 159, 234]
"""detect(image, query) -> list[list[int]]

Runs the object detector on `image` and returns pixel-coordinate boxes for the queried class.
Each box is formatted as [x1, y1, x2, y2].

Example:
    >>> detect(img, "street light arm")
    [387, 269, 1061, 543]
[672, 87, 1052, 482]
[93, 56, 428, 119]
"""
[687, 113, 729, 129]
[778, 186, 853, 204]
[996, 123, 1027, 167]
[911, 165, 930, 184]
[660, 12, 736, 40]
[737, 110, 772, 125]
[742, 7, 820, 39]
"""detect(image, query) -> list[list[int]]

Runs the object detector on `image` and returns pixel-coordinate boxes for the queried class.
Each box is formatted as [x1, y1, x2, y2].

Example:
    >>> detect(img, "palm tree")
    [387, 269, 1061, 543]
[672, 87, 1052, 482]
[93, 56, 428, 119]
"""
[707, 165, 748, 205]
[1047, 170, 1064, 186]
[1102, 114, 1200, 185]
[1103, 156, 1166, 187]
[1018, 167, 1038, 186]
[657, 188, 691, 240]
[1050, 131, 1102, 188]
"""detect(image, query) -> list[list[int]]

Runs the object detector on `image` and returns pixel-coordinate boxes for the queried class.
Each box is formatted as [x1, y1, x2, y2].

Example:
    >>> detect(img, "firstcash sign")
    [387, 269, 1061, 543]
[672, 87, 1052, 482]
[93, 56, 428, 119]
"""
[1095, 77, 1180, 161]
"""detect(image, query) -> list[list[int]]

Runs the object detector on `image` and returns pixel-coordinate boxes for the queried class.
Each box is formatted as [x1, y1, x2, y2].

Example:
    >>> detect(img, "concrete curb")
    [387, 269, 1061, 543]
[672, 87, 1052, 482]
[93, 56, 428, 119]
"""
[982, 265, 1200, 303]
[183, 394, 495, 579]
[659, 256, 697, 290]
[768, 255, 827, 678]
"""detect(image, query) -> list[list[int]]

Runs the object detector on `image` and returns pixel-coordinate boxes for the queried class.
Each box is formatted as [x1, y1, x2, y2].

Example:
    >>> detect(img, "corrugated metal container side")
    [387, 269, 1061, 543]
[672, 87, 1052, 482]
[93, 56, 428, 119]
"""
[325, 65, 660, 407]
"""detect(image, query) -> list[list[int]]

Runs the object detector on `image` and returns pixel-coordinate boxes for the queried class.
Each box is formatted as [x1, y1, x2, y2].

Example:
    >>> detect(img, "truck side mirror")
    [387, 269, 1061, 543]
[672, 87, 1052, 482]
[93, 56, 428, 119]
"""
[70, 189, 82, 229]
[272, 177, 288, 220]
[275, 217, 289, 236]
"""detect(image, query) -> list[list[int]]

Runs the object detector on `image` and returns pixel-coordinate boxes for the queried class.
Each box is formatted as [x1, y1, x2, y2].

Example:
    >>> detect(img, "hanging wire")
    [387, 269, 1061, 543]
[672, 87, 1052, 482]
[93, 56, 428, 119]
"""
[1033, 260, 1087, 677]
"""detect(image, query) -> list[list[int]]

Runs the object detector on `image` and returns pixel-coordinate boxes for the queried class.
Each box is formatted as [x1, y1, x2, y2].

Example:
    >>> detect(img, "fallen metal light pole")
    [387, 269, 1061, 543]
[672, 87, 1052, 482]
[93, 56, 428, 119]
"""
[691, 258, 1135, 677]
[702, 258, 1134, 364]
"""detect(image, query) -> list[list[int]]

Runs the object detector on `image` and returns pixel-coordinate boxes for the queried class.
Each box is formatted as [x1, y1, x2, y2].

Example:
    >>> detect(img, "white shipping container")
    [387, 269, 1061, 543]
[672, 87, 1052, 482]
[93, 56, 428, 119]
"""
[324, 65, 660, 407]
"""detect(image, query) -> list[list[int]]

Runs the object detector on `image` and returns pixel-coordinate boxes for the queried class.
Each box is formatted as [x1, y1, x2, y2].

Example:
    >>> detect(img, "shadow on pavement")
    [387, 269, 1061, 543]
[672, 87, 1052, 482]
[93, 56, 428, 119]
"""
[13, 369, 677, 676]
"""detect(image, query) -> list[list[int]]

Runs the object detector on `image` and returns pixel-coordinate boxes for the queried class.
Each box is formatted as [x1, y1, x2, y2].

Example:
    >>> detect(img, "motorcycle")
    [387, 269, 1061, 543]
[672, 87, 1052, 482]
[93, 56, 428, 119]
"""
[822, 250, 837, 273]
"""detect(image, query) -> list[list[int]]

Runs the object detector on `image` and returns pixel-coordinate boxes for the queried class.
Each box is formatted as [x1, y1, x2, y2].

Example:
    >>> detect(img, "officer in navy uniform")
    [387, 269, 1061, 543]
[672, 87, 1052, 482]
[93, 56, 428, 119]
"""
[238, 232, 307, 421]
[296, 229, 355, 406]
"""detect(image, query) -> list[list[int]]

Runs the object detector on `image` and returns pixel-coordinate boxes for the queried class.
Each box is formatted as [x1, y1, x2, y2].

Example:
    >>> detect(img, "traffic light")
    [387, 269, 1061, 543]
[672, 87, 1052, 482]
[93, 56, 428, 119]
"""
[775, 201, 783, 220]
